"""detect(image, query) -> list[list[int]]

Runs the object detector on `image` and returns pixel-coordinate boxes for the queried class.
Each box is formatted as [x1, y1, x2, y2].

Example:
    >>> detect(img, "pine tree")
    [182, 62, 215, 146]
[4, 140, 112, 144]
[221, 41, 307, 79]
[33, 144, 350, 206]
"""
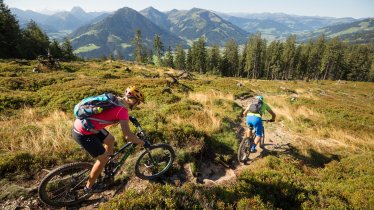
[20, 20, 50, 59]
[308, 34, 326, 80]
[345, 45, 371, 81]
[320, 37, 344, 80]
[132, 29, 145, 63]
[186, 48, 193, 72]
[0, 0, 21, 58]
[245, 33, 265, 79]
[163, 46, 174, 68]
[191, 37, 207, 74]
[153, 34, 164, 66]
[239, 43, 247, 78]
[300, 41, 313, 80]
[294, 45, 305, 79]
[61, 37, 75, 61]
[282, 35, 297, 80]
[174, 45, 186, 70]
[207, 45, 221, 75]
[264, 40, 283, 79]
[49, 39, 64, 59]
[146, 49, 153, 64]
[369, 59, 374, 82]
[109, 53, 115, 61]
[223, 39, 239, 77]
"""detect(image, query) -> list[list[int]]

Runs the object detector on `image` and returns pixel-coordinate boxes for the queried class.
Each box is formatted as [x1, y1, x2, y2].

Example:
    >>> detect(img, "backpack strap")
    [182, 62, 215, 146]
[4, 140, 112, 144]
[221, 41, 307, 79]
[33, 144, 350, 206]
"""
[86, 117, 119, 125]
[81, 118, 120, 134]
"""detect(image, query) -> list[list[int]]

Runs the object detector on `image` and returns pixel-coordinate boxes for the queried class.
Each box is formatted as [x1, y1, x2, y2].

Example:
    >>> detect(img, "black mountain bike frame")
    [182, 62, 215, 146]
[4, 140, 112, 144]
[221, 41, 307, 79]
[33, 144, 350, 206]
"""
[106, 142, 136, 176]
[100, 116, 144, 181]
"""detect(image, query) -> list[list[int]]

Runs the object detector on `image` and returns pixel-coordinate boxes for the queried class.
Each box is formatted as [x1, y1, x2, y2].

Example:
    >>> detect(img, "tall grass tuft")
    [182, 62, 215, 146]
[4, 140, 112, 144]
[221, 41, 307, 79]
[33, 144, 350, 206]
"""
[0, 108, 75, 155]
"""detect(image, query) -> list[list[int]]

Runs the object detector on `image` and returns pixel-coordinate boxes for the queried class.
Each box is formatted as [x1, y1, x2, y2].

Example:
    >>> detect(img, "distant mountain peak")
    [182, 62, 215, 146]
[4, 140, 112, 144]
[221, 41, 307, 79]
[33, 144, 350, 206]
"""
[189, 7, 205, 13]
[141, 7, 164, 15]
[71, 6, 85, 14]
[143, 6, 157, 11]
[167, 9, 179, 13]
[116, 7, 138, 14]
[70, 6, 185, 58]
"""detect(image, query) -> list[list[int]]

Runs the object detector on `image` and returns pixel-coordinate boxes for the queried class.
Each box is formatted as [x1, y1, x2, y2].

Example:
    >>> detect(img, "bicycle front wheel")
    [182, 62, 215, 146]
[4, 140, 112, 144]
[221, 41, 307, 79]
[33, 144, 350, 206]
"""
[38, 162, 93, 207]
[135, 144, 175, 180]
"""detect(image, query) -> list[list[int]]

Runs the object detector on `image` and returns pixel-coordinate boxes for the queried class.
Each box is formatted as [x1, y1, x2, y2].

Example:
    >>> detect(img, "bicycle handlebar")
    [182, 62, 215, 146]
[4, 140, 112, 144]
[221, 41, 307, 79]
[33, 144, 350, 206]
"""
[129, 116, 150, 143]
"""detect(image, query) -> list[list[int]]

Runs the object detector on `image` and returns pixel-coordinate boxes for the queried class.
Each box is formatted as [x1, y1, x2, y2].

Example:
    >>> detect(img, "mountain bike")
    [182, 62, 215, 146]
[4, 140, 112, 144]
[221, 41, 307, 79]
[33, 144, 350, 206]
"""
[238, 120, 270, 163]
[38, 116, 175, 207]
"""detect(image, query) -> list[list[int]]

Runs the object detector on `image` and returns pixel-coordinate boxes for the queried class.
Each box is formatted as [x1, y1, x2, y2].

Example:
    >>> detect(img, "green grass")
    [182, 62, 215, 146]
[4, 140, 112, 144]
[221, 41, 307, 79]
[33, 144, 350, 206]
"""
[101, 153, 374, 209]
[0, 59, 373, 209]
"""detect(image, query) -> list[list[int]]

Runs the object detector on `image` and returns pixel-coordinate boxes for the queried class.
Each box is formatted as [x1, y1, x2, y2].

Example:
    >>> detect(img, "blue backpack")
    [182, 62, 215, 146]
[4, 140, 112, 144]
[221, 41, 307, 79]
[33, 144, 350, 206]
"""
[74, 93, 120, 131]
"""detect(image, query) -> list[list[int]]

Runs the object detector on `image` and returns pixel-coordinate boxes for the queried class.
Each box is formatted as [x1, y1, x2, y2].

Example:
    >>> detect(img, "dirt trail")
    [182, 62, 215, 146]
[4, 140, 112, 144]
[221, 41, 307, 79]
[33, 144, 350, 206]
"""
[194, 98, 294, 186]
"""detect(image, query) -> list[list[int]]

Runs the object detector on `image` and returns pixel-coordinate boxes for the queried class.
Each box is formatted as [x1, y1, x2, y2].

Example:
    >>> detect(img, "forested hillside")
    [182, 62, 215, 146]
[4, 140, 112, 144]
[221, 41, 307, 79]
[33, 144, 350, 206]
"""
[0, 1, 76, 61]
[300, 18, 374, 44]
[2, 1, 373, 81]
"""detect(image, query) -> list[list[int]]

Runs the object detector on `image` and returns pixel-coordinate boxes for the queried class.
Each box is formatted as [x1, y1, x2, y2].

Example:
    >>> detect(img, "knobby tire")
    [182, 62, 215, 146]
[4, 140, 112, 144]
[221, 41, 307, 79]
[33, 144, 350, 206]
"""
[38, 162, 93, 207]
[135, 144, 175, 180]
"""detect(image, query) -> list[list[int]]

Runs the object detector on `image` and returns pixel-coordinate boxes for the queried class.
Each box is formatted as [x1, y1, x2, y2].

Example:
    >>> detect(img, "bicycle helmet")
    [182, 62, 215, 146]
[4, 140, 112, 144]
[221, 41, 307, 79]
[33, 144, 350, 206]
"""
[125, 86, 145, 103]
[256, 95, 264, 102]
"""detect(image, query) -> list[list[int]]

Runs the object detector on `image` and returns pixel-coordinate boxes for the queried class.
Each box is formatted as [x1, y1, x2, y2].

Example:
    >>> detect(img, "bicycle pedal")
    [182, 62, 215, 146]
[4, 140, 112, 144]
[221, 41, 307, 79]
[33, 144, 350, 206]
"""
[144, 163, 154, 168]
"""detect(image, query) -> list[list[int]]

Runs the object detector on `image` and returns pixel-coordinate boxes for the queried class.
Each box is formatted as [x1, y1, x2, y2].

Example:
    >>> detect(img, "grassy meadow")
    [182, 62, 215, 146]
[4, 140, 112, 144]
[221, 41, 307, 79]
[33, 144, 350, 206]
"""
[0, 59, 373, 209]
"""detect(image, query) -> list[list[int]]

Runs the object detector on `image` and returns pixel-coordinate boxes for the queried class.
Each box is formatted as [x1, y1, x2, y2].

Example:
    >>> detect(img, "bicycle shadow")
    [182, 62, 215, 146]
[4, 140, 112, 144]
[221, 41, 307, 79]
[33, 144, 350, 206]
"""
[240, 139, 292, 165]
[67, 178, 130, 209]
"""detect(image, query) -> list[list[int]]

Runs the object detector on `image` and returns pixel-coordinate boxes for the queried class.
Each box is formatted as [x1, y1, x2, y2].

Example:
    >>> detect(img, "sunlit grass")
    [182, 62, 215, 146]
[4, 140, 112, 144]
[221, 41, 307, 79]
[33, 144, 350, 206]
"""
[1, 60, 373, 209]
[0, 108, 75, 154]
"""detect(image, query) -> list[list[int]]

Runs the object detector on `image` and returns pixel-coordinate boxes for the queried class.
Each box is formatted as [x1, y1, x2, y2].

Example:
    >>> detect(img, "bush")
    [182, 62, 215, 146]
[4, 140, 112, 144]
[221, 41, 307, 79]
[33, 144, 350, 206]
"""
[0, 152, 56, 179]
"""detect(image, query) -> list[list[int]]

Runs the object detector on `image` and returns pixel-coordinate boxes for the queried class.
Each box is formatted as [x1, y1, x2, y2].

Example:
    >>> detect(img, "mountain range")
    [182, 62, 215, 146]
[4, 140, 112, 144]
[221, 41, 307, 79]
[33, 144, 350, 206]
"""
[11, 7, 108, 39]
[299, 18, 374, 44]
[10, 6, 374, 58]
[140, 7, 249, 45]
[69, 7, 184, 58]
[219, 12, 357, 40]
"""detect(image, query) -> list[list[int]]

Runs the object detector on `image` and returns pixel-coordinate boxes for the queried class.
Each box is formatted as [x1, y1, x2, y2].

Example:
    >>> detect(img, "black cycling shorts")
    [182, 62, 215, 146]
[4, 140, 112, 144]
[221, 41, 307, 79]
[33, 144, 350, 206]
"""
[72, 128, 109, 158]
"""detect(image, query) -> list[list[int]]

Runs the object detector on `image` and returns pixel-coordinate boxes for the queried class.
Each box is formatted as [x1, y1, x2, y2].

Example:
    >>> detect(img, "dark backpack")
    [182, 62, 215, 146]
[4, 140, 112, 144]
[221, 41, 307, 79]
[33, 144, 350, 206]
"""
[74, 93, 119, 131]
[248, 97, 263, 114]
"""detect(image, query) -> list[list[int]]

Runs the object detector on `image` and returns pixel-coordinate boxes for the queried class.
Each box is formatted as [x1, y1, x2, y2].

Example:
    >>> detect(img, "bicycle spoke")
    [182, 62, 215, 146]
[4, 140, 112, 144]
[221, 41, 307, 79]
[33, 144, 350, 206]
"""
[135, 144, 174, 179]
[39, 163, 92, 206]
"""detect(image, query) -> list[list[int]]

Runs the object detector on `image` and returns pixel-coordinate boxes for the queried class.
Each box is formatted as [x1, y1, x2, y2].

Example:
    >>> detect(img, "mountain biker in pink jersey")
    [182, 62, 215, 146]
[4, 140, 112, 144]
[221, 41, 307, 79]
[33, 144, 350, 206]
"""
[243, 95, 276, 153]
[72, 86, 149, 193]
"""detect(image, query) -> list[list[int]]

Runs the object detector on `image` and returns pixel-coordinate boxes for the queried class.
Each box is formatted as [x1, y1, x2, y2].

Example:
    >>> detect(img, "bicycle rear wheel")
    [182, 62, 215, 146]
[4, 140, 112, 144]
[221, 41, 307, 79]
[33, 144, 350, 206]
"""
[38, 162, 93, 207]
[135, 144, 175, 180]
[238, 138, 251, 163]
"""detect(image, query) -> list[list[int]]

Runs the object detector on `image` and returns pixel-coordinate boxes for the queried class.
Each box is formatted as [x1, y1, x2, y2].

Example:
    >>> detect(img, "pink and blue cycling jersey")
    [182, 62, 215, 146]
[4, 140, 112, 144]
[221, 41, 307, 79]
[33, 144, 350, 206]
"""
[74, 106, 129, 135]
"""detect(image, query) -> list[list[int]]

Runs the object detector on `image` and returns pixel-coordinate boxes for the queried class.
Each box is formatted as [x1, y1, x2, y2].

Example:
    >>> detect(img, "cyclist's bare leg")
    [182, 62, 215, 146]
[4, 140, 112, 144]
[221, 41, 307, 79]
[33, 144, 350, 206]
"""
[244, 129, 250, 139]
[254, 135, 262, 146]
[245, 127, 255, 139]
[86, 134, 115, 188]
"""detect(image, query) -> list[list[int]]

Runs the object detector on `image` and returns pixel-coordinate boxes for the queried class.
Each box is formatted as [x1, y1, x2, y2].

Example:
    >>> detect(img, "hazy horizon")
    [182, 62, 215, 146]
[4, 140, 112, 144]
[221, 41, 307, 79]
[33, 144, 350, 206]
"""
[5, 0, 374, 19]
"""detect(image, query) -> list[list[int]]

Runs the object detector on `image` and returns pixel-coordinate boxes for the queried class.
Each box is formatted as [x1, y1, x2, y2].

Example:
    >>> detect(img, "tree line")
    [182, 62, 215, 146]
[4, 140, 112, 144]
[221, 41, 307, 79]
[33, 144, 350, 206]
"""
[1, 0, 373, 81]
[0, 0, 75, 60]
[131, 32, 374, 82]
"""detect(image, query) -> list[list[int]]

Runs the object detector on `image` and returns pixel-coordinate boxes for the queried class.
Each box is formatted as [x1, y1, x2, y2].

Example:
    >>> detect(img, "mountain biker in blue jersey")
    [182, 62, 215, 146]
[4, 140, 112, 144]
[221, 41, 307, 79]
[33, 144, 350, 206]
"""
[243, 95, 276, 153]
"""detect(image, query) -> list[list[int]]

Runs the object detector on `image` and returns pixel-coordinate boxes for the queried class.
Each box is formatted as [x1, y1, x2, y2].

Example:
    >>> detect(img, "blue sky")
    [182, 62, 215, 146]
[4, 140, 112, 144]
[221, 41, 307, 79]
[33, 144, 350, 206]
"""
[4, 0, 374, 18]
